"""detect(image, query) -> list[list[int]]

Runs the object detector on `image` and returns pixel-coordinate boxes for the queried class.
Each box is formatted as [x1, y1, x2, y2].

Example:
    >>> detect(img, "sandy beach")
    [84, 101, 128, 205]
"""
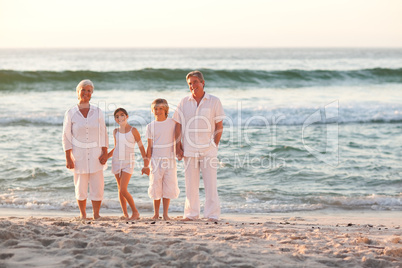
[1, 209, 401, 267]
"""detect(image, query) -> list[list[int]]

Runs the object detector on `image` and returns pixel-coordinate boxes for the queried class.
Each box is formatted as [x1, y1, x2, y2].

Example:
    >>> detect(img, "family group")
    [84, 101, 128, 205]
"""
[62, 71, 225, 222]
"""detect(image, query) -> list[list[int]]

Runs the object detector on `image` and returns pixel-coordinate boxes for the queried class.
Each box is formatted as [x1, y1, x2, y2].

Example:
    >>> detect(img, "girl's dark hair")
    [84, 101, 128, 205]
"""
[114, 107, 128, 116]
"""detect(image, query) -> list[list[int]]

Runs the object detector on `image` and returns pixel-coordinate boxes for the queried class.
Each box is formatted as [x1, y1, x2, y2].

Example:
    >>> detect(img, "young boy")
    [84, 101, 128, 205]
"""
[142, 99, 180, 220]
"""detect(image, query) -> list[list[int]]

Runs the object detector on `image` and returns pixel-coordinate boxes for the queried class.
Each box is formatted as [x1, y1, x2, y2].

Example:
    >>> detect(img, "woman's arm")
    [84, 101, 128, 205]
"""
[99, 147, 108, 165]
[65, 149, 74, 169]
[62, 110, 74, 169]
[107, 129, 117, 159]
[98, 108, 109, 165]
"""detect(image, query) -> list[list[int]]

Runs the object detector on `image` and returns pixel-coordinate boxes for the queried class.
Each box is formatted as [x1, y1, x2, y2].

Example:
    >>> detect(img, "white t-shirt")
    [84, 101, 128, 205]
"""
[172, 92, 225, 157]
[146, 118, 176, 159]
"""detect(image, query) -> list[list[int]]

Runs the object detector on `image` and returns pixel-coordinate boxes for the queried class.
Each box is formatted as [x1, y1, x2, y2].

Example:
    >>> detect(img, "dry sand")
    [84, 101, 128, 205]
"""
[0, 210, 401, 267]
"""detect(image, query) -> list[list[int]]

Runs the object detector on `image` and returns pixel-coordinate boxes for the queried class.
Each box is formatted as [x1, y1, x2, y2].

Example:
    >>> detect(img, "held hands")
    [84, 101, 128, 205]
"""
[141, 167, 150, 176]
[176, 147, 184, 161]
[99, 153, 108, 165]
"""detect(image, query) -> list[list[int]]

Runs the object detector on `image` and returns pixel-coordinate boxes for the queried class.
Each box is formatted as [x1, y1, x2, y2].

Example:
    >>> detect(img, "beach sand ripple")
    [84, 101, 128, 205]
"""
[0, 215, 401, 267]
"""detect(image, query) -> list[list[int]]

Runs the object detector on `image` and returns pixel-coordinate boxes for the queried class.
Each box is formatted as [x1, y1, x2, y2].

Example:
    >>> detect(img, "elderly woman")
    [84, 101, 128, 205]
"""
[62, 79, 108, 220]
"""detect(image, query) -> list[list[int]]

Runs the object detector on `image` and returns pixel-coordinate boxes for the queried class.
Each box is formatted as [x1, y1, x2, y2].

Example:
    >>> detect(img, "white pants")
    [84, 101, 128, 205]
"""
[148, 158, 180, 200]
[183, 154, 220, 220]
[73, 171, 104, 201]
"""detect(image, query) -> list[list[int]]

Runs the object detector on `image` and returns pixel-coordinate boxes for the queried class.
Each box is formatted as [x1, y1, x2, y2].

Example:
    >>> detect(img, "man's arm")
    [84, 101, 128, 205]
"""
[214, 121, 223, 147]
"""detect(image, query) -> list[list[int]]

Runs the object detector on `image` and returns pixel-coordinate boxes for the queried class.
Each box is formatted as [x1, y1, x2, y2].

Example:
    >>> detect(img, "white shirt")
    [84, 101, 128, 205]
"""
[173, 92, 225, 157]
[146, 118, 175, 159]
[62, 104, 108, 174]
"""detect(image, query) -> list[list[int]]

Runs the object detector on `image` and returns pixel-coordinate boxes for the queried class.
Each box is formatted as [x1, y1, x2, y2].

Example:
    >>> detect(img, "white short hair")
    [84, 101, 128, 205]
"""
[76, 79, 94, 93]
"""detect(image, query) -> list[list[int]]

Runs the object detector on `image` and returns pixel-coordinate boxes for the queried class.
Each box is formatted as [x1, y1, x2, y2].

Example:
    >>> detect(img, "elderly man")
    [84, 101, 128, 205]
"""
[173, 71, 224, 221]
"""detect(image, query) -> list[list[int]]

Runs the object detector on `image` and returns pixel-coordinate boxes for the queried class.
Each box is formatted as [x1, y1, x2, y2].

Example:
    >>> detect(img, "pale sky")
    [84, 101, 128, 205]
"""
[0, 0, 401, 48]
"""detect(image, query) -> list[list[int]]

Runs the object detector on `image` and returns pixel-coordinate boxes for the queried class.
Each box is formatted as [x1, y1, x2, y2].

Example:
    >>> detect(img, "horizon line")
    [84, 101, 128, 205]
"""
[1, 46, 402, 50]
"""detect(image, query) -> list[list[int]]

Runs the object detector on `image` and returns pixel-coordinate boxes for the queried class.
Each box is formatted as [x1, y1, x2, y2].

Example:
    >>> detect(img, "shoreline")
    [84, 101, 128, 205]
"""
[1, 207, 401, 225]
[1, 208, 401, 267]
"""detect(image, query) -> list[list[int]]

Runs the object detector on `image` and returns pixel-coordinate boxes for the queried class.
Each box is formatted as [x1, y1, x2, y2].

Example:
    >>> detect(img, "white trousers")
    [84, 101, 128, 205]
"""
[148, 158, 180, 200]
[73, 171, 104, 201]
[183, 154, 220, 220]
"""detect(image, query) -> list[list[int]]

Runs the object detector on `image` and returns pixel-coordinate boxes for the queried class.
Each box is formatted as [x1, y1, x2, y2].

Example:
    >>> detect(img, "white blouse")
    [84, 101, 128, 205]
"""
[62, 104, 108, 174]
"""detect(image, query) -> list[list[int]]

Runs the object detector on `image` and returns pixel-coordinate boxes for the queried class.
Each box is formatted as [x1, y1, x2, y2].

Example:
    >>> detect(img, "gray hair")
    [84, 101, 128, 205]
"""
[186, 70, 204, 83]
[76, 79, 94, 93]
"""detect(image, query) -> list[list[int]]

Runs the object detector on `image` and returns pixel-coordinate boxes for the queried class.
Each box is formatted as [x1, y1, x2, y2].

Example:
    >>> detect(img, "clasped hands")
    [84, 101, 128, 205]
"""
[98, 153, 108, 165]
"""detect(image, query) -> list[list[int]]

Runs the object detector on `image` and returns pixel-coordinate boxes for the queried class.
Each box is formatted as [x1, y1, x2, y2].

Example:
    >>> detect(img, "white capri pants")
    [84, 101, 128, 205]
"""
[73, 170, 104, 201]
[148, 158, 180, 200]
[183, 154, 220, 220]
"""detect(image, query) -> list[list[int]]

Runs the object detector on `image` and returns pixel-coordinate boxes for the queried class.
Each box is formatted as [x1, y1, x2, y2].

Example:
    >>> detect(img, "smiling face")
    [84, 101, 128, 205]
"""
[187, 76, 205, 99]
[77, 84, 93, 104]
[114, 110, 128, 126]
[152, 104, 168, 121]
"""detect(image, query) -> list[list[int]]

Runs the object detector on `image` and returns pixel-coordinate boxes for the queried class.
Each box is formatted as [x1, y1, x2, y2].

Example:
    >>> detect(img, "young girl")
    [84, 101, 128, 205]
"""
[108, 108, 149, 220]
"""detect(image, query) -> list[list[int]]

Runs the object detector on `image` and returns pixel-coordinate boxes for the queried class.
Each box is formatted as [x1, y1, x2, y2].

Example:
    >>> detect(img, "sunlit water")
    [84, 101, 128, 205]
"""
[0, 48, 401, 215]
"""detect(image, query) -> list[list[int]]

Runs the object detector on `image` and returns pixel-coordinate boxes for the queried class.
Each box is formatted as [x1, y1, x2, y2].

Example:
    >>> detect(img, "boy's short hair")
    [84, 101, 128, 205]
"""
[114, 107, 128, 117]
[186, 70, 204, 83]
[151, 99, 169, 116]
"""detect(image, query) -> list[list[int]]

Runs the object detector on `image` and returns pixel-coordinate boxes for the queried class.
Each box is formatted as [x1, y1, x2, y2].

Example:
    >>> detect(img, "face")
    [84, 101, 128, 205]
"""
[187, 76, 205, 99]
[114, 111, 128, 126]
[77, 85, 93, 103]
[153, 104, 167, 121]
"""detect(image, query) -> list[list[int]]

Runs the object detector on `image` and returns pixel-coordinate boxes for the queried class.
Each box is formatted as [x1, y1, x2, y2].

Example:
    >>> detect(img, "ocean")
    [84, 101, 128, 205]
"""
[0, 48, 401, 216]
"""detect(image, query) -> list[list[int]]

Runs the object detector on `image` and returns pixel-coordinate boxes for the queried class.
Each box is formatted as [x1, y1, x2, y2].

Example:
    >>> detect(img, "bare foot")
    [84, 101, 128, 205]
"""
[80, 214, 87, 220]
[181, 217, 193, 221]
[93, 214, 101, 220]
[208, 218, 218, 222]
[151, 214, 160, 220]
[129, 212, 140, 220]
[76, 215, 86, 221]
[163, 215, 171, 221]
[120, 215, 128, 220]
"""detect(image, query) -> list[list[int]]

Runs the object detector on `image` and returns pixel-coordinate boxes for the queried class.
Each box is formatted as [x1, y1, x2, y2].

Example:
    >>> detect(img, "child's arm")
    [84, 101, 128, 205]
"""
[175, 122, 183, 160]
[146, 138, 153, 160]
[132, 128, 150, 173]
[107, 129, 117, 159]
[142, 138, 152, 176]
